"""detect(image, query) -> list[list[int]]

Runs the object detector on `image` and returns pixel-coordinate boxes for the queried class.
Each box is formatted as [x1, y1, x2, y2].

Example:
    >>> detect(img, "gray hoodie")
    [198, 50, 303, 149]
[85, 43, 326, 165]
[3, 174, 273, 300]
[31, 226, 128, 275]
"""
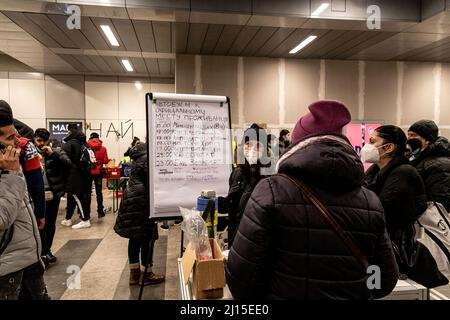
[0, 169, 43, 277]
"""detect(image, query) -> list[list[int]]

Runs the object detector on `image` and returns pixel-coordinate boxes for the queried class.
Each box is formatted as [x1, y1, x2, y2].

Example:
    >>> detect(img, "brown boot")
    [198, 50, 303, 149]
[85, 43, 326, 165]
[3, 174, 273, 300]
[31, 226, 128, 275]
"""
[129, 263, 140, 285]
[139, 267, 165, 286]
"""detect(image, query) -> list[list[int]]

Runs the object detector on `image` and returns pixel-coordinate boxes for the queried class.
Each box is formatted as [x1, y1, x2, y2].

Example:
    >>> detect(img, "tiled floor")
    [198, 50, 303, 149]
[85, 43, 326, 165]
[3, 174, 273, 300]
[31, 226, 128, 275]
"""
[435, 283, 450, 298]
[43, 192, 182, 300]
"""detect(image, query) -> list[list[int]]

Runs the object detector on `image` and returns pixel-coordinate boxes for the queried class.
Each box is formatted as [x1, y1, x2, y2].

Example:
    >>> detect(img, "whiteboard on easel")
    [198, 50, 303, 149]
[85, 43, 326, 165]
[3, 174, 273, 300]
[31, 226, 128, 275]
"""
[146, 93, 233, 219]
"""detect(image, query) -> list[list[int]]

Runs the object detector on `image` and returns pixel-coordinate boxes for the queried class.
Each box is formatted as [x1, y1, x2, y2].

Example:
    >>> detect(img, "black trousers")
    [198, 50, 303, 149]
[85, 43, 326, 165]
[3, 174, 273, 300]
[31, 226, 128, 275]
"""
[128, 233, 155, 267]
[66, 193, 90, 221]
[0, 262, 50, 300]
[40, 196, 61, 256]
[86, 175, 104, 214]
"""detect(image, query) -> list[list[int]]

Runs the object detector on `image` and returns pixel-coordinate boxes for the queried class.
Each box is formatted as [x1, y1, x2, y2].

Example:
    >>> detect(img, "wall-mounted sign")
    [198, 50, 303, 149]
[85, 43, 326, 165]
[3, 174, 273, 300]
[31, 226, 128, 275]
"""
[47, 119, 84, 146]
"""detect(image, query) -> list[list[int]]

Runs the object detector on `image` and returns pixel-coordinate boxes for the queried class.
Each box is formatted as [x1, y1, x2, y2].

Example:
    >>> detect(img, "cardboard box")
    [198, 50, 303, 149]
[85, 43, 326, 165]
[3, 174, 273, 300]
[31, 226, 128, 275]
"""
[181, 239, 226, 300]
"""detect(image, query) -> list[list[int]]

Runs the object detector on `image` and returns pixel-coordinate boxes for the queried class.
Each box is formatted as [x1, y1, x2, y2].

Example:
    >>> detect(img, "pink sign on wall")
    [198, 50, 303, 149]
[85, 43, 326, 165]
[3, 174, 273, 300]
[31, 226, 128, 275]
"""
[345, 122, 382, 171]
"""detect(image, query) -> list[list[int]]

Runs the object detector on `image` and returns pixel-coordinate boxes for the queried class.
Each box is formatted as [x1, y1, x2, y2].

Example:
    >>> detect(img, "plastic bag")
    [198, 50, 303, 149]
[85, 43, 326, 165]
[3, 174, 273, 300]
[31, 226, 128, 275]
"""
[179, 207, 213, 261]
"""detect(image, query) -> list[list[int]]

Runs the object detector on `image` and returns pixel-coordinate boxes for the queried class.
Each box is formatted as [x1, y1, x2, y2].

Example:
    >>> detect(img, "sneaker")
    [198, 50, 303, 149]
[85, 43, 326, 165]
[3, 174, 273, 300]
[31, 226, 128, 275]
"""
[72, 220, 91, 229]
[139, 271, 165, 286]
[61, 219, 72, 227]
[98, 211, 106, 219]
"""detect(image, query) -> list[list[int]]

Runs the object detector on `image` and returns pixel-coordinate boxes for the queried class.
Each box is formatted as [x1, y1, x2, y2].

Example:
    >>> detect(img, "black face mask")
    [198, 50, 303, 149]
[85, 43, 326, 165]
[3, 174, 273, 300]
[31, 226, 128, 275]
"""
[407, 138, 423, 154]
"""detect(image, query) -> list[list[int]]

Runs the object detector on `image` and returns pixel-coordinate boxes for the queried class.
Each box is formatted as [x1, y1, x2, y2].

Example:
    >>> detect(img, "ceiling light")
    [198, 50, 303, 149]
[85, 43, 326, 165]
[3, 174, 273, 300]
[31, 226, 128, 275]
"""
[311, 3, 330, 17]
[135, 81, 143, 90]
[121, 59, 133, 72]
[100, 25, 119, 47]
[289, 36, 318, 54]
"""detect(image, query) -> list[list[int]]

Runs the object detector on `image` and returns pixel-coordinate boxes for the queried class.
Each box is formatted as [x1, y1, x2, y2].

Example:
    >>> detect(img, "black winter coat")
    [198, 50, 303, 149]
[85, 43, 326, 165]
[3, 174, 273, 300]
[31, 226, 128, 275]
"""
[62, 131, 90, 195]
[39, 148, 73, 198]
[114, 143, 157, 240]
[226, 166, 265, 246]
[410, 137, 450, 212]
[226, 133, 399, 300]
[365, 157, 427, 237]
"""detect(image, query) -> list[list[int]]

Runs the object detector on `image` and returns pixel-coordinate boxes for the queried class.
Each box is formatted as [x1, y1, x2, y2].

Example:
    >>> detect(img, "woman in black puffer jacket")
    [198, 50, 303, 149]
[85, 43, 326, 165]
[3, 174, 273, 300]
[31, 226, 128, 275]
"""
[114, 143, 164, 286]
[226, 101, 399, 300]
[364, 125, 447, 288]
[364, 126, 427, 236]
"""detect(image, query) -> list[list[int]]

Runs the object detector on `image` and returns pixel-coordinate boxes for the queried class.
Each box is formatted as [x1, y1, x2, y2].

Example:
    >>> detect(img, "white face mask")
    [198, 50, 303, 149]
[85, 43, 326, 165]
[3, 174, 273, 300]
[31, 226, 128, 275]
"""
[360, 143, 390, 163]
[244, 149, 260, 165]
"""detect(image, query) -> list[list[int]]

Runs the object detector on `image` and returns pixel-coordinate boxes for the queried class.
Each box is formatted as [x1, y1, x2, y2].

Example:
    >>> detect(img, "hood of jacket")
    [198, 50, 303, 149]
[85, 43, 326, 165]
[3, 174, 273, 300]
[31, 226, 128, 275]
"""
[88, 138, 103, 151]
[129, 142, 147, 161]
[427, 136, 450, 158]
[277, 133, 365, 193]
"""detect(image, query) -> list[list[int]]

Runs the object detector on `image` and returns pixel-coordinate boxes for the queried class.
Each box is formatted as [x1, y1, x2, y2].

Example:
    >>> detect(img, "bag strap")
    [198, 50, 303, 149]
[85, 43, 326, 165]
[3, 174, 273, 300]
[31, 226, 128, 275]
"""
[278, 173, 369, 269]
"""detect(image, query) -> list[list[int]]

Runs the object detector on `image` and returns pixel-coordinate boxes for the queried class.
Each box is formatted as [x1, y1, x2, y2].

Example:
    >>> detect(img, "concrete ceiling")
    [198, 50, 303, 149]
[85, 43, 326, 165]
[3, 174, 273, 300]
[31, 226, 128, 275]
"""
[1, 0, 450, 77]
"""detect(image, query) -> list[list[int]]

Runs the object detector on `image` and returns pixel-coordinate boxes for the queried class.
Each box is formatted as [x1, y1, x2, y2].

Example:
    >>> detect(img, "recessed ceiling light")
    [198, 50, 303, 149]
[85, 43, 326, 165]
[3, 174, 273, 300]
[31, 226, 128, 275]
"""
[100, 25, 119, 47]
[289, 35, 318, 54]
[121, 59, 133, 72]
[311, 3, 330, 17]
[135, 81, 143, 90]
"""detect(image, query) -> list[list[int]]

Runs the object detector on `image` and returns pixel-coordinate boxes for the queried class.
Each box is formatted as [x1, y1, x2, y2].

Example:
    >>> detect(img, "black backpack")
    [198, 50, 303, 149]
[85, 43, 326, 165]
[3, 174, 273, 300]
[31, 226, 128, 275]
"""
[79, 144, 97, 173]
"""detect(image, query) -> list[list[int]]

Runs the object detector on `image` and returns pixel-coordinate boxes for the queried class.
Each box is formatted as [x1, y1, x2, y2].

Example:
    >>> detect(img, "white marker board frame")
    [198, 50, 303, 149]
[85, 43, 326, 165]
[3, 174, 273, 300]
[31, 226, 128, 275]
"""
[146, 92, 233, 220]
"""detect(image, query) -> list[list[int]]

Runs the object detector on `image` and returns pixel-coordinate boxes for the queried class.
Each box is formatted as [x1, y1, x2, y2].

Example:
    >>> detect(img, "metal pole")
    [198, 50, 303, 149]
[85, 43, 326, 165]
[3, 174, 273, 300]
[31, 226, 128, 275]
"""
[180, 229, 184, 258]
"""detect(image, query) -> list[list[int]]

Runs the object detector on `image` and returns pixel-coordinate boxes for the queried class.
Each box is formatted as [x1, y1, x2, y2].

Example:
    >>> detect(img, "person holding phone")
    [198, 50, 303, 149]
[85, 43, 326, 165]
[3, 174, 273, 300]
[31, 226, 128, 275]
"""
[0, 100, 49, 300]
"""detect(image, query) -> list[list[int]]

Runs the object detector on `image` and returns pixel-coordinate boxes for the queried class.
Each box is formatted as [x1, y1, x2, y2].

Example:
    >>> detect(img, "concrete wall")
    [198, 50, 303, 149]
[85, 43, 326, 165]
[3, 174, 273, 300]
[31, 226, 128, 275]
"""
[0, 72, 175, 162]
[176, 54, 450, 139]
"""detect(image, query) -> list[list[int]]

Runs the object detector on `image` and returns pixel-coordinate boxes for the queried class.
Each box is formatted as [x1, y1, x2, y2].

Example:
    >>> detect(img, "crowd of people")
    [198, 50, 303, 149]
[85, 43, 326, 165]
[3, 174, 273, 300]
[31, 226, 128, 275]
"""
[224, 100, 450, 299]
[1, 96, 450, 300]
[0, 100, 112, 299]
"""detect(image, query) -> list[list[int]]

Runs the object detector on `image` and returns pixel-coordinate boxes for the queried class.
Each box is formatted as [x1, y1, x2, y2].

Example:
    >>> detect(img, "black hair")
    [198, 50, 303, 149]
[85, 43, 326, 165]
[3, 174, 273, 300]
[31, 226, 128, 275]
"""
[268, 134, 277, 144]
[375, 125, 407, 157]
[34, 128, 50, 141]
[0, 100, 13, 127]
[67, 123, 79, 131]
[90, 132, 99, 139]
[280, 129, 290, 139]
[132, 136, 140, 147]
